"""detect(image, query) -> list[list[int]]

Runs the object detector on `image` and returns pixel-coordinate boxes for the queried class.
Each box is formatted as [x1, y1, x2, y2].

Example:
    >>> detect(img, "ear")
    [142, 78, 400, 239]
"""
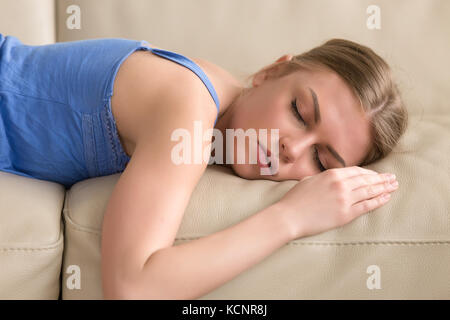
[252, 54, 294, 87]
[276, 54, 294, 63]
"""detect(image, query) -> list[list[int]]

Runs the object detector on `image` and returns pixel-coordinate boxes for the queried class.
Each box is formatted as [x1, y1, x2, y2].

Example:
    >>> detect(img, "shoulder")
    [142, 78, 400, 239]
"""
[135, 58, 218, 143]
[191, 57, 244, 116]
[111, 48, 218, 152]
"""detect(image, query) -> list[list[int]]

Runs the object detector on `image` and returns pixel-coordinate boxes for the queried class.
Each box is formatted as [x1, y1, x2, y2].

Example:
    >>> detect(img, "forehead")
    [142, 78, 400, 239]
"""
[287, 67, 372, 166]
[289, 66, 356, 102]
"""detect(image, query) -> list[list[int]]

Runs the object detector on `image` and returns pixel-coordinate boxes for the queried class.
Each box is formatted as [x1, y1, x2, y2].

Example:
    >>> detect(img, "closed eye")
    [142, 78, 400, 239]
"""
[291, 99, 305, 124]
[313, 146, 326, 172]
[291, 99, 326, 172]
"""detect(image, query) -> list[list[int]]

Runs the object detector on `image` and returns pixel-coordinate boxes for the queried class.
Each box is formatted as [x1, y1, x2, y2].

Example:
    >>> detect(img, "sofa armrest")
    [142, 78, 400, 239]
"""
[0, 172, 64, 299]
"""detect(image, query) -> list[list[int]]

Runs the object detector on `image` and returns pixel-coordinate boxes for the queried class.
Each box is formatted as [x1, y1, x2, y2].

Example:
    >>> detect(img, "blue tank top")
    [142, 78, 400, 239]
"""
[0, 34, 221, 188]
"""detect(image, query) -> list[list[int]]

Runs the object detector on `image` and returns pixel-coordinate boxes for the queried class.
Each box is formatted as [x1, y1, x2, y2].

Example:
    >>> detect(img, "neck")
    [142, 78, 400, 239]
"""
[211, 83, 244, 169]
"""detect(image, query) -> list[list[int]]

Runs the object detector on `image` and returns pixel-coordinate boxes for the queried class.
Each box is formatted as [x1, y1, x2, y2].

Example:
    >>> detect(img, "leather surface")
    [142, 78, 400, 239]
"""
[0, 0, 60, 299]
[0, 0, 449, 299]
[0, 172, 64, 299]
[56, 0, 450, 116]
[0, 0, 55, 44]
[58, 0, 450, 299]
[62, 153, 450, 299]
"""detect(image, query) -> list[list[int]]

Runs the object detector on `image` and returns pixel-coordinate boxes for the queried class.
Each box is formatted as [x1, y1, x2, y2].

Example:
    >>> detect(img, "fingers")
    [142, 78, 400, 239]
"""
[351, 178, 398, 204]
[346, 172, 396, 191]
[351, 192, 392, 217]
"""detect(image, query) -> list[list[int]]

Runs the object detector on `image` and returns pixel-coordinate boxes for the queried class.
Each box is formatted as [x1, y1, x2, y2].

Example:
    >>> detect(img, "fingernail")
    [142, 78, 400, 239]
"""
[391, 180, 399, 187]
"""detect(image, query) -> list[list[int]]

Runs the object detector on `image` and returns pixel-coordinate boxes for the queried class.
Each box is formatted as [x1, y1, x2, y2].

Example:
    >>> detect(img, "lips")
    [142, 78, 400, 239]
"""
[257, 141, 271, 168]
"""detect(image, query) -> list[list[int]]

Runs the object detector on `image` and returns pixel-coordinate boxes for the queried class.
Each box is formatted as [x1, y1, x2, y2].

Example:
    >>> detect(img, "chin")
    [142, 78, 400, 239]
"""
[230, 163, 274, 180]
[227, 163, 253, 179]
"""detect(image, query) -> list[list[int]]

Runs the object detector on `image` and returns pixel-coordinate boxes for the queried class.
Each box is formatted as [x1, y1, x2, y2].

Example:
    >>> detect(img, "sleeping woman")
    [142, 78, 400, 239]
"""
[0, 35, 407, 299]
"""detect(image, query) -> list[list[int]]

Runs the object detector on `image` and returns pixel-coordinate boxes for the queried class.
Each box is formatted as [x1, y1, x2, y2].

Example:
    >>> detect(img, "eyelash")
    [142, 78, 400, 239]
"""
[291, 99, 326, 172]
[313, 146, 326, 172]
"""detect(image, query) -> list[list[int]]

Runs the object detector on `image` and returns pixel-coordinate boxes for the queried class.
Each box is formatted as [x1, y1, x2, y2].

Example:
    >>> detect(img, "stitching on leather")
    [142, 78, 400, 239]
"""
[61, 224, 450, 247]
[63, 193, 450, 247]
[287, 241, 450, 246]
[0, 237, 63, 252]
[63, 198, 101, 236]
[65, 220, 101, 236]
[175, 238, 450, 245]
[0, 246, 62, 252]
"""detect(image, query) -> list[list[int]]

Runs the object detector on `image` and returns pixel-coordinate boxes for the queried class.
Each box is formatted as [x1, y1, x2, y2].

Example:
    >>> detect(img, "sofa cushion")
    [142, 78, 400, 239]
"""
[62, 123, 450, 299]
[0, 172, 64, 299]
[59, 0, 450, 299]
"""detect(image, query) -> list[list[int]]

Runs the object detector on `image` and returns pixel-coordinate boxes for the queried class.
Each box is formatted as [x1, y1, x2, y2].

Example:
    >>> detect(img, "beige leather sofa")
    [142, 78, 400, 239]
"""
[0, 0, 449, 300]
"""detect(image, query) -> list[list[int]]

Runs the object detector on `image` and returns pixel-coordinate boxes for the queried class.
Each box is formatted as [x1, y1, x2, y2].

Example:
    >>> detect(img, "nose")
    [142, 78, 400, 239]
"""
[279, 135, 315, 164]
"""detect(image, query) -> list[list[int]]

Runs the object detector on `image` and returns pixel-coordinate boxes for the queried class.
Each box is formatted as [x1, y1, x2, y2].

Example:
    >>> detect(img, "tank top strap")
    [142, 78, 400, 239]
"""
[141, 41, 220, 127]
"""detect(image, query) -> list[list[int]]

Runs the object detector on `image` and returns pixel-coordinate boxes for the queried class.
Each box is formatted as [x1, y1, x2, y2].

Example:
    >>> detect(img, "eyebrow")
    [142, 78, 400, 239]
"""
[308, 87, 347, 168]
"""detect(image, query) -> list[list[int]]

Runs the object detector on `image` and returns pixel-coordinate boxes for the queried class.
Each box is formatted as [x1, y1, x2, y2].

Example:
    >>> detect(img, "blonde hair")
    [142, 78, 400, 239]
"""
[242, 38, 408, 166]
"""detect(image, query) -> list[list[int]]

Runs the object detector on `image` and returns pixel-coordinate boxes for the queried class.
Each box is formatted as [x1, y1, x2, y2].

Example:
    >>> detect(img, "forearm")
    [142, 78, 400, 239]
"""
[131, 203, 295, 299]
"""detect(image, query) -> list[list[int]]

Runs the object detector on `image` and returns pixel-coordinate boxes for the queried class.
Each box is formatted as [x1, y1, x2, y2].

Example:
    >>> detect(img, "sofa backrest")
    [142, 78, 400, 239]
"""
[2, 0, 449, 117]
[54, 0, 450, 117]
[0, 0, 55, 44]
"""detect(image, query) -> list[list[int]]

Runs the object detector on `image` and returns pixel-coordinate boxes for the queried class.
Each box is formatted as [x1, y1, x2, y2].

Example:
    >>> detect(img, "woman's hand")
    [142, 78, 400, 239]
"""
[277, 166, 399, 239]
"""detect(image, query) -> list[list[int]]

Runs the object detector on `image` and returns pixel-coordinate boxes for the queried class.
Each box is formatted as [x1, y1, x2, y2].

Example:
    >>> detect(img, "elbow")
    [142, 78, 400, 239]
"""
[101, 251, 187, 300]
[103, 288, 131, 300]
[102, 279, 171, 300]
[102, 273, 193, 300]
[101, 264, 146, 300]
[101, 267, 164, 300]
[102, 276, 139, 300]
[103, 279, 162, 300]
[101, 250, 155, 299]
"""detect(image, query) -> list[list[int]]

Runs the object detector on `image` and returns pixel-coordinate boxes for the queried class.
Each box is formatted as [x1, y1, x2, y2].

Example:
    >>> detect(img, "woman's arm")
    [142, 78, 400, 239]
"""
[124, 202, 294, 300]
[111, 169, 397, 300]
[101, 68, 220, 299]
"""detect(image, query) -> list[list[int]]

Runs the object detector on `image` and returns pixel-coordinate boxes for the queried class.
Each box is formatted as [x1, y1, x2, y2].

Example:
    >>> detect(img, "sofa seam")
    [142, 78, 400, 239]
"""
[286, 240, 450, 246]
[64, 218, 102, 236]
[54, 0, 58, 43]
[175, 238, 450, 246]
[0, 233, 64, 252]
[63, 190, 102, 236]
[62, 221, 450, 247]
[0, 206, 65, 252]
[62, 184, 450, 247]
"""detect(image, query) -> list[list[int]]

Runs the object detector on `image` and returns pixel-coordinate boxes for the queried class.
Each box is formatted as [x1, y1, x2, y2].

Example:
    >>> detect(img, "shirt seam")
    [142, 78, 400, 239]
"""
[0, 89, 84, 114]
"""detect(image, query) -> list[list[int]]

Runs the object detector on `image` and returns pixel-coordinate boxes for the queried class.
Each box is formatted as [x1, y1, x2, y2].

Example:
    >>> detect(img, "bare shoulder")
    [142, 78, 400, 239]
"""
[111, 48, 218, 157]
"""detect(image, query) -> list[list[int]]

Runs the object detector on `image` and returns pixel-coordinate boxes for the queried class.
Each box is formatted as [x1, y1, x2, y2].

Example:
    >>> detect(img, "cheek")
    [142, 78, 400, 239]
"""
[233, 93, 287, 133]
[258, 99, 287, 126]
[269, 105, 291, 133]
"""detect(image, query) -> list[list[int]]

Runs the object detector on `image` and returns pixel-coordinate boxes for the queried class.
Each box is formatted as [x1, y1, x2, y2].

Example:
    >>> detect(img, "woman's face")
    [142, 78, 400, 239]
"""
[223, 59, 372, 181]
